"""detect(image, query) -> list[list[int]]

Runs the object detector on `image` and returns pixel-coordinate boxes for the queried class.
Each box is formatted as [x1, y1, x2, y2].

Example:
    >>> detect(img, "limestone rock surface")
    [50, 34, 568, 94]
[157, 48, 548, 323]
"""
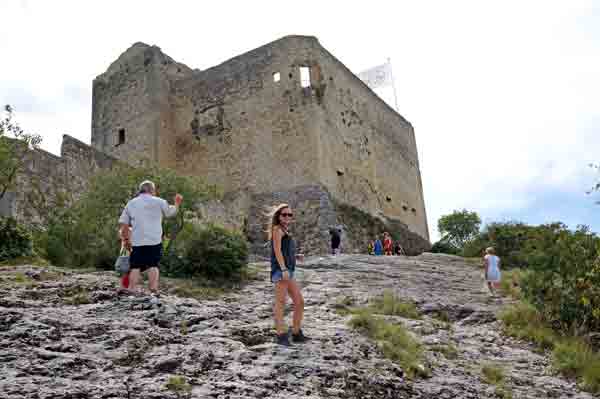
[0, 254, 593, 398]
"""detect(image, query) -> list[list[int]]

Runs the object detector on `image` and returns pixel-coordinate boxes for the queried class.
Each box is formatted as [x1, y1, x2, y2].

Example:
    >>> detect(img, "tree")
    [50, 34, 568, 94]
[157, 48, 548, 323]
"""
[0, 105, 43, 199]
[43, 165, 217, 269]
[437, 209, 481, 250]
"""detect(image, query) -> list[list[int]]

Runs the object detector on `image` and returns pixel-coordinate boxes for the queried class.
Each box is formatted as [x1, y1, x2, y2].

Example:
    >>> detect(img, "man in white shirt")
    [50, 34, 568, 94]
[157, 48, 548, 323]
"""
[119, 180, 183, 295]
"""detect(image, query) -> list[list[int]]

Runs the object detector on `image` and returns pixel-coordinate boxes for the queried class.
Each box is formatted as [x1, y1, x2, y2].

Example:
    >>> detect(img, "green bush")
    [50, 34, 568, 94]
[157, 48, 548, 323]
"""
[182, 224, 248, 279]
[0, 217, 33, 261]
[43, 165, 212, 269]
[430, 239, 460, 255]
[520, 225, 600, 334]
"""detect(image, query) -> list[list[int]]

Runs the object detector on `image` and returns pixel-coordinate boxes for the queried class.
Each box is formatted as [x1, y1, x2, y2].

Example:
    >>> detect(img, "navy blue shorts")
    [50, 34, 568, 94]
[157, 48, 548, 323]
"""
[130, 244, 163, 272]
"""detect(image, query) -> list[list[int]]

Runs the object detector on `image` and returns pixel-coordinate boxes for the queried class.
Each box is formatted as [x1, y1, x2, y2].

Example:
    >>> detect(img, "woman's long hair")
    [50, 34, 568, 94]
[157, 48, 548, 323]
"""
[265, 203, 290, 241]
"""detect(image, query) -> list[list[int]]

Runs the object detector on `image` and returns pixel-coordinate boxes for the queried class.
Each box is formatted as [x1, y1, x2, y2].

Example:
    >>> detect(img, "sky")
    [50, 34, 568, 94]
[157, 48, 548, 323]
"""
[1, 0, 599, 241]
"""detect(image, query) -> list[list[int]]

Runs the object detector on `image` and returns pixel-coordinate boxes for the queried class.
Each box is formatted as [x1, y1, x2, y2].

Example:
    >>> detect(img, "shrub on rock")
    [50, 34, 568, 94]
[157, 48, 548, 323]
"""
[182, 224, 248, 279]
[0, 217, 33, 261]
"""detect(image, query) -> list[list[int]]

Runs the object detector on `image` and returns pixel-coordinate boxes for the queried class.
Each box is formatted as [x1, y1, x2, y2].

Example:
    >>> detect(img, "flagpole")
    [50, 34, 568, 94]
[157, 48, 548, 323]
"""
[387, 57, 399, 111]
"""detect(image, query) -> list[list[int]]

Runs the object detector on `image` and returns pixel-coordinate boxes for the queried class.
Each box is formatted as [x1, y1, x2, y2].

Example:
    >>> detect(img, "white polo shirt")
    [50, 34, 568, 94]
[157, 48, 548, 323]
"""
[118, 193, 177, 246]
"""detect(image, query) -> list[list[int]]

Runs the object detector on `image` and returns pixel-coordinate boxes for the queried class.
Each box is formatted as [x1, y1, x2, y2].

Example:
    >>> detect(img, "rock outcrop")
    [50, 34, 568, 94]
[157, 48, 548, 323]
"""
[0, 254, 592, 398]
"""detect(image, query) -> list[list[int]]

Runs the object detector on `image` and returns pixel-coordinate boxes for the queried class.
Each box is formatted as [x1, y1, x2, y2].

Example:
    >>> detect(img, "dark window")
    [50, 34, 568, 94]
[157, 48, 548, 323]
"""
[117, 128, 125, 146]
[336, 170, 344, 176]
[386, 196, 392, 202]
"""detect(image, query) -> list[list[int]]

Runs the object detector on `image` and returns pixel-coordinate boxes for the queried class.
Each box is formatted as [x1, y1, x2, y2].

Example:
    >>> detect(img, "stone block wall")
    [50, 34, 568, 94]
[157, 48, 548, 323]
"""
[91, 43, 192, 168]
[2, 135, 119, 224]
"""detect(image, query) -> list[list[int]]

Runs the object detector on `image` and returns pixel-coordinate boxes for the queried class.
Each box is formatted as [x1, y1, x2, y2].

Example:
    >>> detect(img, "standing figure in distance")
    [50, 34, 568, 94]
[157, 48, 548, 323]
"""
[484, 246, 501, 295]
[383, 232, 393, 256]
[330, 227, 341, 256]
[374, 235, 383, 256]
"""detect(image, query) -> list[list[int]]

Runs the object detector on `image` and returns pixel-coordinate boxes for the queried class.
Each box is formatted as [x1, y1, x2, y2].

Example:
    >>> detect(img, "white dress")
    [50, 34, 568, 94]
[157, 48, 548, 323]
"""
[485, 254, 501, 282]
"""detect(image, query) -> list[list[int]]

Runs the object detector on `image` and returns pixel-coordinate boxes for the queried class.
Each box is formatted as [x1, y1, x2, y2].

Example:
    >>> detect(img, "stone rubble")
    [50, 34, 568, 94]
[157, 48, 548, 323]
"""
[0, 253, 593, 399]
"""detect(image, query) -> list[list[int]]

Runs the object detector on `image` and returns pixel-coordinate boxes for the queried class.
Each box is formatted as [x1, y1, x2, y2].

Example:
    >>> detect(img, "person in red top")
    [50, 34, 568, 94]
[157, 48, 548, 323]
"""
[119, 226, 131, 289]
[383, 232, 393, 256]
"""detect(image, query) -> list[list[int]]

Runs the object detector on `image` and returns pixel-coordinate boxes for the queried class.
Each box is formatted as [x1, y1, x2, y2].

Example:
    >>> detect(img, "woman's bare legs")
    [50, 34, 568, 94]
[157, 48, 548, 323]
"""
[287, 280, 305, 334]
[274, 281, 288, 335]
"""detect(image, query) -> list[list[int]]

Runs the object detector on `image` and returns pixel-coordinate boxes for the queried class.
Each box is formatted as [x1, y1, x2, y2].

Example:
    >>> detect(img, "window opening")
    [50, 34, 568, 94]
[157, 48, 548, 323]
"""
[300, 66, 311, 88]
[273, 72, 281, 82]
[117, 128, 125, 146]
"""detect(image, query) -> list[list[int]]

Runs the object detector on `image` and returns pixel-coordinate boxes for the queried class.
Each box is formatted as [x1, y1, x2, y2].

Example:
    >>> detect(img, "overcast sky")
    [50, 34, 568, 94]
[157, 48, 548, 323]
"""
[1, 0, 599, 240]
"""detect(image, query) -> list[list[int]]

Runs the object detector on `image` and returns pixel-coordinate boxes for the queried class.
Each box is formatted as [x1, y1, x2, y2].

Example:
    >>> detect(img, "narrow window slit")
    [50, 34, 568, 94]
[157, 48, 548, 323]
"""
[117, 128, 125, 146]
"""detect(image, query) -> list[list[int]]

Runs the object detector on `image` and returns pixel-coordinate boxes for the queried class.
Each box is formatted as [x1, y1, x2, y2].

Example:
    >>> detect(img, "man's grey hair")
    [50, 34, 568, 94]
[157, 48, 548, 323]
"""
[139, 180, 156, 194]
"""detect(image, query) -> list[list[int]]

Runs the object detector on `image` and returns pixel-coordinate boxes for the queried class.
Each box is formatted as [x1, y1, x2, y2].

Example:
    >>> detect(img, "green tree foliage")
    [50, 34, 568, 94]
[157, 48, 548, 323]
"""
[520, 225, 600, 334]
[0, 105, 42, 199]
[437, 209, 481, 251]
[430, 239, 460, 255]
[468, 220, 600, 335]
[463, 221, 534, 266]
[0, 217, 33, 261]
[43, 165, 214, 269]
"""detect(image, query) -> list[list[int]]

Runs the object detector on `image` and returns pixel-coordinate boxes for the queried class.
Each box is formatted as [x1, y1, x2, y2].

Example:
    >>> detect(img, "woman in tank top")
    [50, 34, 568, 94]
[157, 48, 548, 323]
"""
[484, 246, 501, 295]
[268, 203, 309, 346]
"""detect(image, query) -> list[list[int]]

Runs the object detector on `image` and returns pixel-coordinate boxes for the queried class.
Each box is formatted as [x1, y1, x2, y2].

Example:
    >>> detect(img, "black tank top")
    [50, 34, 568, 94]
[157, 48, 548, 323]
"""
[270, 232, 296, 277]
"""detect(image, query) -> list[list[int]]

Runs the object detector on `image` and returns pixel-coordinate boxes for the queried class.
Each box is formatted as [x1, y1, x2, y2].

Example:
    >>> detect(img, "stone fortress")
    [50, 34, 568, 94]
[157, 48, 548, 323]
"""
[4, 35, 430, 255]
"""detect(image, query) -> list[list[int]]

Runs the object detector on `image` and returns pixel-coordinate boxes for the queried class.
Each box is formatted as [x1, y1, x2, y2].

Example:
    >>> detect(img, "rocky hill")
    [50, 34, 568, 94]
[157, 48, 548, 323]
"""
[0, 254, 592, 399]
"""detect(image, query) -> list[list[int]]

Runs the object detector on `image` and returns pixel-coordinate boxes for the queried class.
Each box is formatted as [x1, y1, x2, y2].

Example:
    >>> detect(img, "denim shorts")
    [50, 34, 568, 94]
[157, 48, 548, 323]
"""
[272, 269, 295, 283]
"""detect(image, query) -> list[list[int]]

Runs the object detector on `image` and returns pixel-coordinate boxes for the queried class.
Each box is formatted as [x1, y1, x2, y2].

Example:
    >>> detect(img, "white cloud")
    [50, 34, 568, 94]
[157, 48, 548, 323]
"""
[0, 0, 598, 240]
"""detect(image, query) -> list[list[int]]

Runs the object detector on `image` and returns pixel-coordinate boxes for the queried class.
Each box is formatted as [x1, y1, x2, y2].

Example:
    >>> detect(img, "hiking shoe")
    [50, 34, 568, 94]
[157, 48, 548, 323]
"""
[290, 329, 311, 343]
[149, 293, 161, 306]
[276, 333, 291, 346]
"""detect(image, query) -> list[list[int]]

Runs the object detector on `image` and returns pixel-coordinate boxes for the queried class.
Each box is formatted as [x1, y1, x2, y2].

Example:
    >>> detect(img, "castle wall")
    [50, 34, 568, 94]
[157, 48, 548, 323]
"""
[308, 43, 430, 241]
[3, 135, 119, 224]
[167, 36, 321, 194]
[91, 43, 191, 168]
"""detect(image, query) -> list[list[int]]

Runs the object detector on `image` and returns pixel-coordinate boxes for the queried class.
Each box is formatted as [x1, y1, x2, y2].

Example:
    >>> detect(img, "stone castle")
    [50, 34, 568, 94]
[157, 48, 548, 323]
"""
[3, 35, 430, 255]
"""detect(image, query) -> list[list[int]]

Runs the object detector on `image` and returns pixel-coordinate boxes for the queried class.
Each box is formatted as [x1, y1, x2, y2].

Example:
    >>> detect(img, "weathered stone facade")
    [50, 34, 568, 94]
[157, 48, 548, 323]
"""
[90, 35, 430, 252]
[0, 135, 119, 224]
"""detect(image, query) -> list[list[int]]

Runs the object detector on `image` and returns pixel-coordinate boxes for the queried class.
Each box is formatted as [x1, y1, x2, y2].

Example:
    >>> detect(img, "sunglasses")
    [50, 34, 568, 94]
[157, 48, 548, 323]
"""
[280, 212, 294, 218]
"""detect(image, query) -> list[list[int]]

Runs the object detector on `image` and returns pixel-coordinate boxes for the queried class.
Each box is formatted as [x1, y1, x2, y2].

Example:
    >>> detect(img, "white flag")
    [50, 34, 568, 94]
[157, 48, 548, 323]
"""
[358, 62, 392, 89]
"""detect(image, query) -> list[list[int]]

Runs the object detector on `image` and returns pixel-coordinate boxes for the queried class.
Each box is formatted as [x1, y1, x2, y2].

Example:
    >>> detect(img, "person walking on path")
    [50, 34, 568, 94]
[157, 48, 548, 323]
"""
[394, 241, 405, 256]
[119, 180, 182, 298]
[118, 226, 132, 289]
[383, 232, 393, 256]
[484, 246, 501, 295]
[330, 227, 341, 255]
[268, 203, 309, 346]
[374, 235, 383, 256]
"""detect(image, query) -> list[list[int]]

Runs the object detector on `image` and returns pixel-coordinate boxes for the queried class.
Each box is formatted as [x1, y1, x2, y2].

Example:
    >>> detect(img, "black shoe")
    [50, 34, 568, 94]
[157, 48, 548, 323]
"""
[290, 328, 311, 343]
[276, 333, 291, 346]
